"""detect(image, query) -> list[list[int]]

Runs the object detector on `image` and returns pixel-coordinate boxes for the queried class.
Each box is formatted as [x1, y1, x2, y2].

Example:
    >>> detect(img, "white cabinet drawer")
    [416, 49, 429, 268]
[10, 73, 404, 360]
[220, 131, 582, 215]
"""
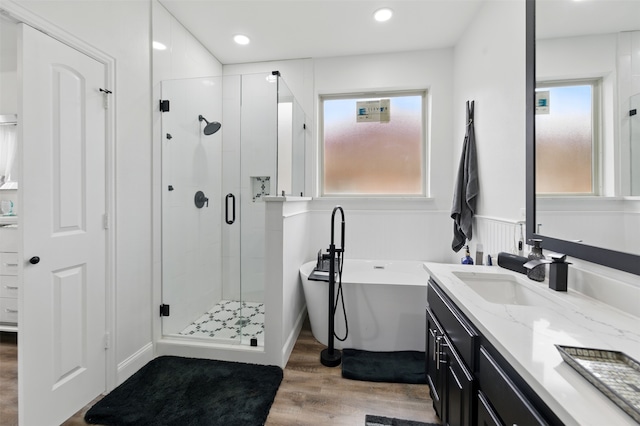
[0, 226, 18, 251]
[0, 252, 19, 275]
[0, 275, 18, 298]
[0, 297, 18, 323]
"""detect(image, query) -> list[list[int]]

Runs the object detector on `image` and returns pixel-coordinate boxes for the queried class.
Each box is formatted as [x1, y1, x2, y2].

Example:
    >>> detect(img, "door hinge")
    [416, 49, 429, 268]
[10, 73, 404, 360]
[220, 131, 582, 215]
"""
[631, 109, 637, 117]
[100, 88, 112, 109]
[159, 99, 170, 112]
[103, 213, 109, 229]
[104, 332, 111, 350]
[160, 304, 170, 317]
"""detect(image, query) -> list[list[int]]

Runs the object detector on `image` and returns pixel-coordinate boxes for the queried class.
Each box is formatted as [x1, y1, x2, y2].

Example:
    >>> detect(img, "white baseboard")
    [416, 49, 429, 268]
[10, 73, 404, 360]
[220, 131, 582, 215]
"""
[116, 342, 154, 386]
[281, 307, 307, 367]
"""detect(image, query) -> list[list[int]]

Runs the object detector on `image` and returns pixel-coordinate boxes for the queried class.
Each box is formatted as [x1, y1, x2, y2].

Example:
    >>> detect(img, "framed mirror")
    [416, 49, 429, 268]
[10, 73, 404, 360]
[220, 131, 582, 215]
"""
[526, 0, 640, 275]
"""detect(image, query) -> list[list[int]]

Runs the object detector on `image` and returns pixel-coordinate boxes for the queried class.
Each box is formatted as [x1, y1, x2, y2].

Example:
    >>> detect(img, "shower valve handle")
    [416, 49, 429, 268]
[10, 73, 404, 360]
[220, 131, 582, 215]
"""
[194, 191, 209, 208]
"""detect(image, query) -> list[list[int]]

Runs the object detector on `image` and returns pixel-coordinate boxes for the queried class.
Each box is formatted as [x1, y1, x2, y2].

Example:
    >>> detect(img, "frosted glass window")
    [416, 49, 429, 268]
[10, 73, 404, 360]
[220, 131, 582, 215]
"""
[535, 83, 597, 194]
[321, 93, 425, 195]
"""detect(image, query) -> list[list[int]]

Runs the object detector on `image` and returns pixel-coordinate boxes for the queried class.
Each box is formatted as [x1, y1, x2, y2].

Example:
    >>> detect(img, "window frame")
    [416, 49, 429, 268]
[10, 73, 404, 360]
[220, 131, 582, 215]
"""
[319, 90, 428, 198]
[535, 78, 602, 196]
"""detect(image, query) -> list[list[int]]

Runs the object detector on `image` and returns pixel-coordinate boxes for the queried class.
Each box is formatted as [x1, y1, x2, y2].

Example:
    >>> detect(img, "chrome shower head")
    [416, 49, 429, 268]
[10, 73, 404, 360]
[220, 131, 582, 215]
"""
[198, 115, 221, 135]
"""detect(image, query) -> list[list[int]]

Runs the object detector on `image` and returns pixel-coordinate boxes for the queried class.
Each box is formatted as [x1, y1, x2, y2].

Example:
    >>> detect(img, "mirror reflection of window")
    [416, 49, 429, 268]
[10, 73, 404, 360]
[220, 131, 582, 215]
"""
[535, 81, 599, 195]
[0, 122, 18, 189]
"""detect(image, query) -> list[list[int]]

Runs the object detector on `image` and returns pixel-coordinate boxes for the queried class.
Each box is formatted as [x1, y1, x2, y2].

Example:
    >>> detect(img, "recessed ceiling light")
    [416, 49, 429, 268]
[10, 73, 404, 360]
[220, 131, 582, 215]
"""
[152, 41, 167, 50]
[374, 8, 393, 22]
[234, 34, 250, 45]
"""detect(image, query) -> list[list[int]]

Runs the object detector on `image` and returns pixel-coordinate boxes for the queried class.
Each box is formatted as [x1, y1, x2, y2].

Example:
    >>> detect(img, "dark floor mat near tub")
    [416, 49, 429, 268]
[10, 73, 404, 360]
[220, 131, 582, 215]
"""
[342, 349, 427, 384]
[365, 414, 440, 426]
[84, 355, 283, 426]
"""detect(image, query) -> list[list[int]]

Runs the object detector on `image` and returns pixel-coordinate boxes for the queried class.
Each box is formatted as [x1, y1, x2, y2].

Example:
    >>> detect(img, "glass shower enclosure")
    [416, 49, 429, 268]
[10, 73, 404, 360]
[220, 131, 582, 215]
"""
[160, 72, 305, 347]
[631, 92, 640, 195]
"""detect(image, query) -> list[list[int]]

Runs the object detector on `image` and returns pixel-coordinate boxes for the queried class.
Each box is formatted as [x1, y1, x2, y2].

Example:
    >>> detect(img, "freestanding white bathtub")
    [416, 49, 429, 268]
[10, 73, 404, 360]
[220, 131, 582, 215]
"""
[299, 259, 429, 352]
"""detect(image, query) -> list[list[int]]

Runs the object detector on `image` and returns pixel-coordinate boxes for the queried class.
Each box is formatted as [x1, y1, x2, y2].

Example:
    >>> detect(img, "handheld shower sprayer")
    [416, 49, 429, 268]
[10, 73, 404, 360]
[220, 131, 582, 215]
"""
[198, 115, 221, 135]
[330, 206, 345, 255]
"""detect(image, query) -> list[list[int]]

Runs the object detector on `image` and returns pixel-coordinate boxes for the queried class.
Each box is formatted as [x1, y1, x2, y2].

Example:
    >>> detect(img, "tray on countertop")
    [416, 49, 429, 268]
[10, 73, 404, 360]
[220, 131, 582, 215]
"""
[556, 345, 640, 423]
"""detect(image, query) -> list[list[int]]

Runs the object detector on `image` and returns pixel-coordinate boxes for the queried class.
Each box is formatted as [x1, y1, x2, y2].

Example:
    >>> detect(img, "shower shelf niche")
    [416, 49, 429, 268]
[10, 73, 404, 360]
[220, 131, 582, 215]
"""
[251, 176, 271, 202]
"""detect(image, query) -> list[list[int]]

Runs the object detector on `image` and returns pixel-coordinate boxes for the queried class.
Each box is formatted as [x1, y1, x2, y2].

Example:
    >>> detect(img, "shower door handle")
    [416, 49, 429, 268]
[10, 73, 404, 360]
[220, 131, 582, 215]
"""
[225, 193, 236, 224]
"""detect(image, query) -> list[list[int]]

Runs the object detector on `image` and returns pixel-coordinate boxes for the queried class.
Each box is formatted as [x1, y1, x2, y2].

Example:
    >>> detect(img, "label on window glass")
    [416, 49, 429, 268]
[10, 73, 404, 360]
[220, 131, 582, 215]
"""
[536, 91, 550, 114]
[356, 99, 390, 122]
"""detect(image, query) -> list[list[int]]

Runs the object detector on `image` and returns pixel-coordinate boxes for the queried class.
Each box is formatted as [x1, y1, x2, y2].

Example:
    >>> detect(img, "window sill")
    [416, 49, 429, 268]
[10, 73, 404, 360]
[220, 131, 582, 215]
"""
[311, 196, 438, 211]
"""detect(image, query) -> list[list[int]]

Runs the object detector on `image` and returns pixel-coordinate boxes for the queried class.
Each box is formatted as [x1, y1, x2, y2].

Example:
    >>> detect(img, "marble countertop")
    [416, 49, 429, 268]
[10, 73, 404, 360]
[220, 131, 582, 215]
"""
[424, 262, 640, 426]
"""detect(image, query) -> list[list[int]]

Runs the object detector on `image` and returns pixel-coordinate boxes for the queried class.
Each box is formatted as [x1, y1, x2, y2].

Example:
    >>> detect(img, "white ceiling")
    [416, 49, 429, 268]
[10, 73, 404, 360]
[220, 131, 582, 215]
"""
[159, 0, 640, 65]
[158, 0, 486, 64]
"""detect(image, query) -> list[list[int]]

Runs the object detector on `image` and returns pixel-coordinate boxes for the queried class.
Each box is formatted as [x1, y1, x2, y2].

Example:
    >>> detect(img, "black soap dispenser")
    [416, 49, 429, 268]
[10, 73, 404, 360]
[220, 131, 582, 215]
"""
[526, 239, 545, 282]
[548, 253, 570, 292]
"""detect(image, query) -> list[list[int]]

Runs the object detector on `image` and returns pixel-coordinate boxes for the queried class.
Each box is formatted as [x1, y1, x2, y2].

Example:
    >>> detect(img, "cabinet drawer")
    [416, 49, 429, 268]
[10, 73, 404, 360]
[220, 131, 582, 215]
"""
[478, 346, 548, 426]
[477, 390, 502, 426]
[428, 279, 477, 368]
[0, 297, 18, 323]
[443, 334, 474, 426]
[0, 275, 19, 298]
[0, 226, 18, 252]
[0, 252, 19, 275]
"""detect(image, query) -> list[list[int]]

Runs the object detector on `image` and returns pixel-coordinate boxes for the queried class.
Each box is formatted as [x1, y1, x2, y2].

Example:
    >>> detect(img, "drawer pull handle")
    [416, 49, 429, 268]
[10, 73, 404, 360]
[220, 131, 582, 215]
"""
[429, 329, 438, 360]
[436, 338, 449, 370]
[4, 263, 18, 267]
[4, 286, 18, 290]
[5, 308, 18, 313]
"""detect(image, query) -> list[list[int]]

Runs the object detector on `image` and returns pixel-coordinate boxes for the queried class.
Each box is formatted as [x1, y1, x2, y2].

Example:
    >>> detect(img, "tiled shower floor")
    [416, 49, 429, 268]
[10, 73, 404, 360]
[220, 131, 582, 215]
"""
[179, 299, 265, 346]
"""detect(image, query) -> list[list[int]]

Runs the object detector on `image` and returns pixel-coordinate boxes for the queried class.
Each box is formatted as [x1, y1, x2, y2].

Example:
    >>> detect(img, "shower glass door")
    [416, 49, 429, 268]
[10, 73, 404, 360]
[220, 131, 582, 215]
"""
[160, 76, 238, 343]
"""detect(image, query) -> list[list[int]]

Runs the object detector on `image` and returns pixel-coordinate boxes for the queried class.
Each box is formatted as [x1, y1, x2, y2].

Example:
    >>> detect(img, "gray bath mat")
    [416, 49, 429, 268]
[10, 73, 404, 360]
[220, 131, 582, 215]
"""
[342, 349, 427, 384]
[365, 414, 440, 426]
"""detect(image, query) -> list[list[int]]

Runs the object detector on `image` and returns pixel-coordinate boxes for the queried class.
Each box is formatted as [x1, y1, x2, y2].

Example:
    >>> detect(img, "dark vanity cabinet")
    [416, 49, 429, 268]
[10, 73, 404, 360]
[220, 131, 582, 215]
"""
[426, 281, 476, 425]
[426, 279, 561, 426]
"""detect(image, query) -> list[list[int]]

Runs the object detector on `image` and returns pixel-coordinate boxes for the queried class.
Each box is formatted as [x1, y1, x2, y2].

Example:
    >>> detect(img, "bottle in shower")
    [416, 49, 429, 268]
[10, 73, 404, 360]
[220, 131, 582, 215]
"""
[527, 239, 545, 282]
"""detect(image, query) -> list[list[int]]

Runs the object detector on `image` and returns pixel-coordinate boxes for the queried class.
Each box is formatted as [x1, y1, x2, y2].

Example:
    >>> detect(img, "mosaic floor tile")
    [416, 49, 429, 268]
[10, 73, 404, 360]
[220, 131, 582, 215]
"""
[179, 300, 265, 346]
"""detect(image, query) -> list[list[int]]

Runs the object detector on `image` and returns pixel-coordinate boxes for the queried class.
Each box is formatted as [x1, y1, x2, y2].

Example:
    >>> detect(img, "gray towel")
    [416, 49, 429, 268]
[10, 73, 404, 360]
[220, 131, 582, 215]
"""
[451, 101, 479, 252]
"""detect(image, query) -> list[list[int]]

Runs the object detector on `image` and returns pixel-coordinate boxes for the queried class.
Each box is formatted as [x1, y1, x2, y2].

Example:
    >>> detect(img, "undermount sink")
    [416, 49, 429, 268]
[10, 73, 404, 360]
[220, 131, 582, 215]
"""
[452, 271, 549, 306]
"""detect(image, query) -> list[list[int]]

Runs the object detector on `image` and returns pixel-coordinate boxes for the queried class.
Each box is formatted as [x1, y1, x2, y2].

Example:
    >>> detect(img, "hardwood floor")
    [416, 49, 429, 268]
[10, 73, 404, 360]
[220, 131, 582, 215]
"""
[264, 320, 439, 425]
[0, 332, 18, 426]
[1, 320, 440, 425]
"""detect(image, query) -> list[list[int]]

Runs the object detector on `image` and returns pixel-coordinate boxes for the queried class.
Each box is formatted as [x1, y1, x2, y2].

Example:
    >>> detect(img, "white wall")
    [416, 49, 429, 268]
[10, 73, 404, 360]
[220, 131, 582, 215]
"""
[309, 49, 456, 262]
[453, 0, 526, 224]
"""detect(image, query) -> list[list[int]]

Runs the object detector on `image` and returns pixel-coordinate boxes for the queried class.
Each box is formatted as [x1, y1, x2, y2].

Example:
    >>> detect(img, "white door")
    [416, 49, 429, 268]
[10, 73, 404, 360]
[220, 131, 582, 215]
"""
[18, 23, 107, 426]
